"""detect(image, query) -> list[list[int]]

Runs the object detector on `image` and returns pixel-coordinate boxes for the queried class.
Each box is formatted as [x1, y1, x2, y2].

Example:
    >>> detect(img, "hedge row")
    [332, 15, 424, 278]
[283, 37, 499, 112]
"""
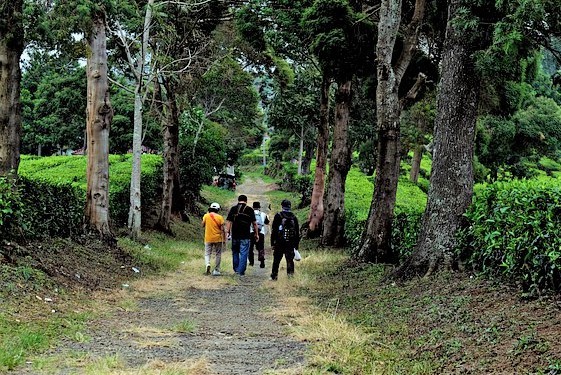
[1, 154, 162, 240]
[458, 178, 561, 295]
[343, 165, 561, 294]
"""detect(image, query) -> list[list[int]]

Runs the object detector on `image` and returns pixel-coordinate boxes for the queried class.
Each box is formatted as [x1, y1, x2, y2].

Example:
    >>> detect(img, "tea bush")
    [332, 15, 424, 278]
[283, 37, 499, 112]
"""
[0, 177, 23, 239]
[3, 154, 163, 239]
[458, 178, 561, 294]
[344, 167, 426, 257]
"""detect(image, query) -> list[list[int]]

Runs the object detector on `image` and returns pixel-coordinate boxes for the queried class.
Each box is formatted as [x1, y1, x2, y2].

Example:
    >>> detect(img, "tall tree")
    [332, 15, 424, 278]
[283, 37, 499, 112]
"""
[357, 0, 426, 263]
[113, 0, 156, 239]
[0, 0, 24, 177]
[84, 6, 114, 240]
[397, 0, 561, 277]
[153, 1, 226, 232]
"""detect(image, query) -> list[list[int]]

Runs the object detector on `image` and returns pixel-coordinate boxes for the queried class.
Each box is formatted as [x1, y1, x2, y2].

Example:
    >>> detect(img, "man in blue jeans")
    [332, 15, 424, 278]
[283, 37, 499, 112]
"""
[226, 195, 259, 276]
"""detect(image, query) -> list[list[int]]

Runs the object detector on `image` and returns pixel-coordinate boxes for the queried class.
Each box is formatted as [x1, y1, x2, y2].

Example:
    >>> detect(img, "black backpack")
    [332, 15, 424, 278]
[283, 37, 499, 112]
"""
[277, 212, 298, 246]
[231, 204, 253, 230]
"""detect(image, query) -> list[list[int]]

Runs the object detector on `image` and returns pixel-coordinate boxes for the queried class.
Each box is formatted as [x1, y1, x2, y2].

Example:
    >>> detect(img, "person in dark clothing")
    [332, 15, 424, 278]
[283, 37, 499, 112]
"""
[270, 199, 300, 280]
[249, 201, 270, 268]
[226, 194, 259, 276]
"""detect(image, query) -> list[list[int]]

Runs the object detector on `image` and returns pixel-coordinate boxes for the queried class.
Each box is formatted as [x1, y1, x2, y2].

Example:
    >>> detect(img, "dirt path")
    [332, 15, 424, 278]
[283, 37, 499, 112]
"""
[13, 178, 306, 375]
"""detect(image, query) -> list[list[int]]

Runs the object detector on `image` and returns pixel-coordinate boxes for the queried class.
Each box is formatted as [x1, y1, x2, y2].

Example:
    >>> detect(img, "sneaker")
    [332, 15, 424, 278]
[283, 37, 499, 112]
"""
[212, 269, 221, 276]
[206, 265, 211, 275]
[249, 262, 254, 266]
[270, 275, 277, 281]
[260, 260, 265, 268]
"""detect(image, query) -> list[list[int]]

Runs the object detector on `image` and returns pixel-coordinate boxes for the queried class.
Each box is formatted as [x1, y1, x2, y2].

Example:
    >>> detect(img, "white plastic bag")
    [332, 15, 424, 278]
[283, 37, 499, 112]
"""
[294, 249, 302, 261]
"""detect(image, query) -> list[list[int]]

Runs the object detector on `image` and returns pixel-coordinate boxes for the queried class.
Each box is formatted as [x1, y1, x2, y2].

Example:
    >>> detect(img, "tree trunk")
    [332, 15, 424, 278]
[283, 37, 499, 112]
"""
[307, 75, 330, 236]
[128, 0, 155, 240]
[357, 0, 426, 264]
[322, 79, 352, 247]
[396, 0, 479, 278]
[409, 144, 423, 183]
[84, 11, 114, 241]
[0, 0, 23, 177]
[297, 124, 304, 175]
[302, 139, 314, 175]
[157, 77, 184, 232]
[128, 91, 143, 239]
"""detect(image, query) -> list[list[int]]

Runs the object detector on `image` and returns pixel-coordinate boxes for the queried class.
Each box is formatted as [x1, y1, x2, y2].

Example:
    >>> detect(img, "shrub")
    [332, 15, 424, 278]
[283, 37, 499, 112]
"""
[458, 178, 561, 295]
[0, 177, 23, 239]
[18, 176, 83, 238]
[3, 154, 163, 239]
[344, 167, 426, 257]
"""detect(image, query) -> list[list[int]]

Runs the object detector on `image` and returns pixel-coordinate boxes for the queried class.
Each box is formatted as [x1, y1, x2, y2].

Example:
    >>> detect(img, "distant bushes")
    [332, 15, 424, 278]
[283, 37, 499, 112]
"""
[344, 167, 426, 258]
[0, 154, 162, 240]
[458, 178, 561, 295]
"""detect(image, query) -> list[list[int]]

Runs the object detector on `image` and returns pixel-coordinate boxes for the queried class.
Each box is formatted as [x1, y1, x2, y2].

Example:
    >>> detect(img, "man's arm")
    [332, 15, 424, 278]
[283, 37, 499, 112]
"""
[252, 221, 259, 240]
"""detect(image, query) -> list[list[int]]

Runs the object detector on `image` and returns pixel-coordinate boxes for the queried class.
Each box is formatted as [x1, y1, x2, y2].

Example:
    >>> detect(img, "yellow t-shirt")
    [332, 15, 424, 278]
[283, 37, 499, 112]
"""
[202, 212, 225, 243]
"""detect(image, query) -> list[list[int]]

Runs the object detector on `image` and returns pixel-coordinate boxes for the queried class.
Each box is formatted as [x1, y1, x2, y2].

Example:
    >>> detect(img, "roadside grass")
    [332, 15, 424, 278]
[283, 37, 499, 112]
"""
[0, 218, 205, 373]
[266, 243, 561, 374]
[240, 165, 277, 184]
[31, 354, 213, 375]
[200, 185, 237, 209]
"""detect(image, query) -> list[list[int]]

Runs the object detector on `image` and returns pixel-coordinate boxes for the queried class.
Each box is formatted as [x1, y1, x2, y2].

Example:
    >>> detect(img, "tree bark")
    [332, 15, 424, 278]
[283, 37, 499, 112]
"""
[297, 124, 304, 175]
[306, 75, 330, 236]
[302, 139, 314, 175]
[396, 0, 479, 278]
[0, 1, 23, 177]
[322, 79, 352, 247]
[409, 144, 423, 183]
[128, 0, 155, 240]
[84, 10, 114, 241]
[128, 91, 143, 238]
[157, 76, 184, 232]
[357, 0, 426, 264]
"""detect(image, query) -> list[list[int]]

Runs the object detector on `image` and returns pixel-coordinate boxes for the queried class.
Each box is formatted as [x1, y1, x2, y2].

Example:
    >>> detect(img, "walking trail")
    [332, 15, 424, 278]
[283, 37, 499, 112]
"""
[13, 177, 307, 375]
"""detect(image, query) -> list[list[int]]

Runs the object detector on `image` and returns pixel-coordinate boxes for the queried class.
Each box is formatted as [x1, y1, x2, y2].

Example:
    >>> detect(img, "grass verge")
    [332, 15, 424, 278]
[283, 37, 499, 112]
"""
[266, 245, 561, 374]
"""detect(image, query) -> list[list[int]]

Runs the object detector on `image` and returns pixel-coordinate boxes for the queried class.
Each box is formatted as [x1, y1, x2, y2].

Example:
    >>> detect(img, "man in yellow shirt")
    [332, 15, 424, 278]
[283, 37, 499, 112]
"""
[201, 202, 225, 275]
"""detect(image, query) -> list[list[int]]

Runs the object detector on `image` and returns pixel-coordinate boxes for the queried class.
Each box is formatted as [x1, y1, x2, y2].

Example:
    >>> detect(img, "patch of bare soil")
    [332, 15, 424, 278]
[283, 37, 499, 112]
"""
[1, 235, 139, 292]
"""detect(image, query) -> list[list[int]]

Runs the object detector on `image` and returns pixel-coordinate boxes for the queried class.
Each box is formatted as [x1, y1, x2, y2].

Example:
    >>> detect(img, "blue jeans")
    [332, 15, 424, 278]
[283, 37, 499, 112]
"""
[231, 238, 250, 275]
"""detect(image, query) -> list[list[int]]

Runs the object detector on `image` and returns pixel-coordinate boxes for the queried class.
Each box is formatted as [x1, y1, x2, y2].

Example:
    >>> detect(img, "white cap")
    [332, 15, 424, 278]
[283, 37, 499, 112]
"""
[210, 202, 220, 209]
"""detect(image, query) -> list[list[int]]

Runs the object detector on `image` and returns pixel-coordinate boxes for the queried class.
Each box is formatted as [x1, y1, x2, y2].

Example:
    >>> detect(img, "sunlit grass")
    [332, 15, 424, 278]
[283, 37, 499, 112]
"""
[172, 319, 197, 334]
[263, 247, 439, 375]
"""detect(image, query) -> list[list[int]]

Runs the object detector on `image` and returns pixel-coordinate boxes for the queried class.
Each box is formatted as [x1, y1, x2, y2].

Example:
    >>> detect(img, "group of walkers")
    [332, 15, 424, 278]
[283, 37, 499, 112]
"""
[201, 194, 300, 280]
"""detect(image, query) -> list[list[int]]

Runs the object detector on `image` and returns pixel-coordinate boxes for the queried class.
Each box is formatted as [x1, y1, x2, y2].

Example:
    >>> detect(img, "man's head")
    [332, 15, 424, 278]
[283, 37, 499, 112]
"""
[209, 202, 220, 213]
[238, 194, 248, 203]
[252, 201, 261, 209]
[281, 199, 291, 209]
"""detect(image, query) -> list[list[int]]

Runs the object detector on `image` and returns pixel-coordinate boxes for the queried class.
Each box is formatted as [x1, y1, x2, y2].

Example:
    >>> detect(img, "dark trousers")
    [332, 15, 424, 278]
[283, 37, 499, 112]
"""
[271, 246, 294, 278]
[249, 233, 265, 265]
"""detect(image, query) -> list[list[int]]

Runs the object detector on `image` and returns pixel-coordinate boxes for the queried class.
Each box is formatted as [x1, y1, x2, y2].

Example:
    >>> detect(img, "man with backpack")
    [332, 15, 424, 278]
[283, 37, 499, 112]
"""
[249, 201, 270, 268]
[270, 199, 300, 280]
[226, 195, 260, 276]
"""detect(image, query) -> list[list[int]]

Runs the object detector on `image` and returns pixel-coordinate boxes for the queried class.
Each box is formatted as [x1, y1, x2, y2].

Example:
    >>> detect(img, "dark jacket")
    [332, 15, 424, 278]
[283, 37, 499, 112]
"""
[270, 210, 300, 249]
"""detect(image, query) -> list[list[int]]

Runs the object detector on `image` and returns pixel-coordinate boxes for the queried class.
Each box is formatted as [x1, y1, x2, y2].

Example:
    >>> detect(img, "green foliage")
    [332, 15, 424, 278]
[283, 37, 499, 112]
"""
[192, 56, 263, 151]
[0, 177, 22, 234]
[301, 0, 374, 80]
[268, 67, 319, 161]
[235, 3, 267, 52]
[21, 54, 86, 155]
[344, 168, 427, 255]
[179, 114, 228, 206]
[458, 178, 561, 295]
[476, 94, 561, 180]
[3, 154, 163, 239]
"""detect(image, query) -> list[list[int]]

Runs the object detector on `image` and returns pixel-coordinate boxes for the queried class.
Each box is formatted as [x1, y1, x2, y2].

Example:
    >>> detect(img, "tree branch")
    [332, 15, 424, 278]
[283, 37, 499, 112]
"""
[394, 0, 427, 83]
